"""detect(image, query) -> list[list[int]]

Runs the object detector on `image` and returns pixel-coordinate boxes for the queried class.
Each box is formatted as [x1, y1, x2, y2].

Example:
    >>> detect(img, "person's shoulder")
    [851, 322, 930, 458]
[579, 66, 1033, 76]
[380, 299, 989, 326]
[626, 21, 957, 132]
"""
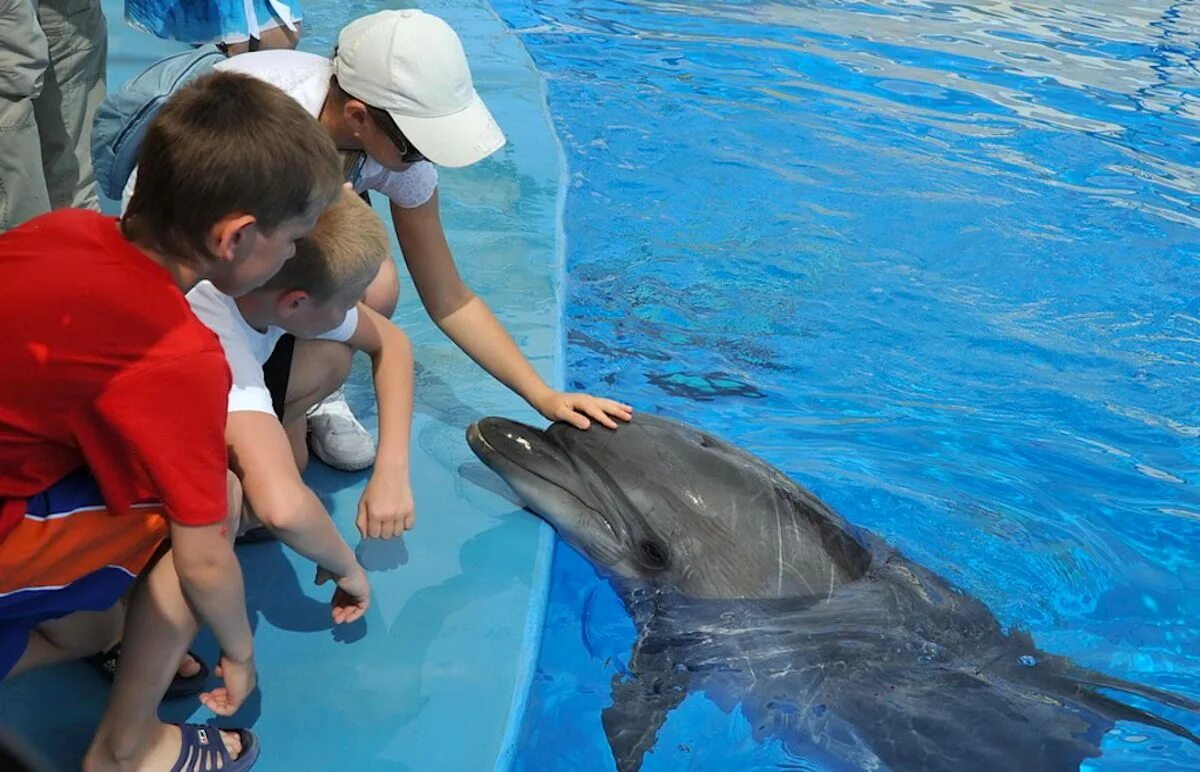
[359, 159, 438, 208]
[3, 210, 151, 290]
[215, 50, 330, 90]
[214, 50, 331, 116]
[186, 281, 254, 347]
[214, 49, 328, 76]
[186, 279, 235, 315]
[1, 209, 114, 252]
[313, 305, 359, 344]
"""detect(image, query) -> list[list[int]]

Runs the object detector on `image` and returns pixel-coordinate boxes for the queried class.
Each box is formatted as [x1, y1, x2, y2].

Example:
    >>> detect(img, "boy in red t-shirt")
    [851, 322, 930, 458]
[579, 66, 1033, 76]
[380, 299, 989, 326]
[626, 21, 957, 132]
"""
[0, 71, 356, 771]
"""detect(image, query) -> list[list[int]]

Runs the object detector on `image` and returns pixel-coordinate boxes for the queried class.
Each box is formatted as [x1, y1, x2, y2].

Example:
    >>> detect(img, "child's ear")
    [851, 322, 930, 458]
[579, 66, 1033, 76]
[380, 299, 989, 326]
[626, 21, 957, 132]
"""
[209, 214, 257, 264]
[276, 289, 311, 318]
[344, 99, 369, 133]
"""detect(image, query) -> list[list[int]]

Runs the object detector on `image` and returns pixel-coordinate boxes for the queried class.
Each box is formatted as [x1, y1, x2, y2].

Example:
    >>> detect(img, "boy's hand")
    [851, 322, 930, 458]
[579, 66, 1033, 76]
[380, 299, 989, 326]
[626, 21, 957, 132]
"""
[357, 474, 415, 539]
[200, 654, 257, 716]
[315, 565, 371, 624]
[532, 389, 634, 431]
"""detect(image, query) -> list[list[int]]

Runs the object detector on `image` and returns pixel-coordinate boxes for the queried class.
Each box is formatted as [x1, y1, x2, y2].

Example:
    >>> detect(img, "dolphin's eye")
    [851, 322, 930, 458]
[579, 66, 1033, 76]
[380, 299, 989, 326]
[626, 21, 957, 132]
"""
[638, 540, 670, 570]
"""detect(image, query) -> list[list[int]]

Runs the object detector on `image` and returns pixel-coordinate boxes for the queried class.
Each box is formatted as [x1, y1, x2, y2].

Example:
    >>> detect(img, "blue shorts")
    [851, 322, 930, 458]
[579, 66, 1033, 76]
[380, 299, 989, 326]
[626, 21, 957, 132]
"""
[0, 470, 166, 677]
[125, 0, 304, 45]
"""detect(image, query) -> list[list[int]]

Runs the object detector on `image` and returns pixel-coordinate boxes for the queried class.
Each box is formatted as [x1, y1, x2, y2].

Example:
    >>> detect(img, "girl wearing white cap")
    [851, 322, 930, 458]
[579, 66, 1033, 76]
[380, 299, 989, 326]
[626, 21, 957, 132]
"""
[214, 9, 632, 470]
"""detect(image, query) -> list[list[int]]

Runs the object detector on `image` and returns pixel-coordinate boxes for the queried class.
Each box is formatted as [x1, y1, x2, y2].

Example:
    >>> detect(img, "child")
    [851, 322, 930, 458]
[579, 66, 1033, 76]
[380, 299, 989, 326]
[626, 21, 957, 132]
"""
[0, 71, 348, 771]
[114, 9, 632, 474]
[187, 187, 417, 547]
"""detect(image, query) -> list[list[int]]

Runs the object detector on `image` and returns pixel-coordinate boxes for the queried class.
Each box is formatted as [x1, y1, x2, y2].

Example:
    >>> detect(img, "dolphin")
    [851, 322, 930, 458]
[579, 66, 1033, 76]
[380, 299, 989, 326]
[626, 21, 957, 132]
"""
[467, 414, 1200, 772]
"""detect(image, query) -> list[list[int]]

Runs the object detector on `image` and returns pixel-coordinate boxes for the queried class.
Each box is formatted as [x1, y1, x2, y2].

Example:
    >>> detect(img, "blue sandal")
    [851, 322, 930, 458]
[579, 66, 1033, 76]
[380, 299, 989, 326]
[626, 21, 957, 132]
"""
[170, 723, 260, 772]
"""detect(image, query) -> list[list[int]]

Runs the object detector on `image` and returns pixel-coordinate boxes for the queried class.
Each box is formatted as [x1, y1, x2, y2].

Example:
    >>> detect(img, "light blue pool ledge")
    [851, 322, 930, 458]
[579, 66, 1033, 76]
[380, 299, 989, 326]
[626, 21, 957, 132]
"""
[0, 0, 559, 769]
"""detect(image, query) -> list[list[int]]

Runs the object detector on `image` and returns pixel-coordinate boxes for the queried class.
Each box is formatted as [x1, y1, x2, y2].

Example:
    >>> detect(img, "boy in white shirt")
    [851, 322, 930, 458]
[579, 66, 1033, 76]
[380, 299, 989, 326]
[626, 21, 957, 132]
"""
[189, 188, 416, 546]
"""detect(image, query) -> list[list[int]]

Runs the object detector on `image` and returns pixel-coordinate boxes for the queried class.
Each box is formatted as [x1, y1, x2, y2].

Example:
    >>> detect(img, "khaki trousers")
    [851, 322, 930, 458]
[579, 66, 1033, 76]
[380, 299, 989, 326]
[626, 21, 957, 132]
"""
[0, 0, 105, 231]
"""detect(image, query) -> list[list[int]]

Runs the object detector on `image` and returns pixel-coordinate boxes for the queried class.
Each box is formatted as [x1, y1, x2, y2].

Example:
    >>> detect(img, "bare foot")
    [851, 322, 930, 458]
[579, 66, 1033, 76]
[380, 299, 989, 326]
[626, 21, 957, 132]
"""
[177, 652, 202, 679]
[93, 645, 203, 681]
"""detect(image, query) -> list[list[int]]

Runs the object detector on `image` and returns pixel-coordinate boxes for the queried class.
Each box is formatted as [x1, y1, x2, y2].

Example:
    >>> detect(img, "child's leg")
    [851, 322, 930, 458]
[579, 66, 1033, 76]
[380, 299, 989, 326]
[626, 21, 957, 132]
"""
[222, 22, 302, 55]
[234, 339, 343, 534]
[285, 416, 309, 473]
[6, 605, 122, 677]
[255, 21, 301, 49]
[84, 473, 246, 770]
[83, 546, 246, 771]
[282, 340, 354, 423]
[221, 0, 303, 56]
[280, 339, 353, 471]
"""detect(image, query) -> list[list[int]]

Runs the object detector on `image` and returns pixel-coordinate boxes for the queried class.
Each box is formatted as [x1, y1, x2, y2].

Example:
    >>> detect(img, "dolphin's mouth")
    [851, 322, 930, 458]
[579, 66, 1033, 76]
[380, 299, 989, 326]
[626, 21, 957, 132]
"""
[467, 421, 622, 547]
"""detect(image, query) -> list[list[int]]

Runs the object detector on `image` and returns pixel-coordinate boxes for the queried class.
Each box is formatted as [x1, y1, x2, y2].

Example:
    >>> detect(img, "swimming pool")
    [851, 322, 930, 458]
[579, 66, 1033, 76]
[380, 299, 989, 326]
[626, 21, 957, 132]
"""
[0, 1, 560, 769]
[491, 0, 1200, 769]
[1, 0, 1196, 769]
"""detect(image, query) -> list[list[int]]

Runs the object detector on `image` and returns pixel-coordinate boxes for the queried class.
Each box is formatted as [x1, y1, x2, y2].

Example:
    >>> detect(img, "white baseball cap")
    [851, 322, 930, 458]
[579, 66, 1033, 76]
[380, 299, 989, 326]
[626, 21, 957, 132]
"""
[333, 9, 506, 168]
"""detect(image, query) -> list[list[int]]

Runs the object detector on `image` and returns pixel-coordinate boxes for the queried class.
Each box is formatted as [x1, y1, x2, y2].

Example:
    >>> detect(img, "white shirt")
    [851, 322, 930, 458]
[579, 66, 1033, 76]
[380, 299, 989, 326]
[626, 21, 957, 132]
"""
[187, 280, 359, 415]
[124, 50, 439, 209]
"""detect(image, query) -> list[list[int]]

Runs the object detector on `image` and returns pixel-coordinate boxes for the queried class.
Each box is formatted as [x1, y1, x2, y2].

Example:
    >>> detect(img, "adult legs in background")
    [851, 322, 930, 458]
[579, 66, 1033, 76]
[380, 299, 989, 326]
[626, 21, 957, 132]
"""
[0, 0, 51, 231]
[33, 0, 106, 211]
[221, 19, 303, 55]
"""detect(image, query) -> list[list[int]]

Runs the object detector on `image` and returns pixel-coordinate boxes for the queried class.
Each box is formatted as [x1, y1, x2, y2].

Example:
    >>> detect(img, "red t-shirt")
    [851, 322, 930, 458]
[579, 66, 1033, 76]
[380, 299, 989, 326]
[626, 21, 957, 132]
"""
[0, 210, 231, 540]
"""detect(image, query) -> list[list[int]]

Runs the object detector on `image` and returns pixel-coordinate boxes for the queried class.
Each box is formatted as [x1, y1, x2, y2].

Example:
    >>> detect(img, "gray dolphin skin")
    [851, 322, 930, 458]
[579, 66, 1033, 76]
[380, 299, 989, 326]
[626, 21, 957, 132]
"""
[467, 414, 1200, 772]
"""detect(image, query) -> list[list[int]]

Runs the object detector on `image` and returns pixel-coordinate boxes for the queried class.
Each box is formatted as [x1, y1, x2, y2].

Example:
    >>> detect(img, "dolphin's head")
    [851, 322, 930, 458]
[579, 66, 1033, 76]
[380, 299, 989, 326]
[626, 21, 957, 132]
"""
[467, 414, 871, 600]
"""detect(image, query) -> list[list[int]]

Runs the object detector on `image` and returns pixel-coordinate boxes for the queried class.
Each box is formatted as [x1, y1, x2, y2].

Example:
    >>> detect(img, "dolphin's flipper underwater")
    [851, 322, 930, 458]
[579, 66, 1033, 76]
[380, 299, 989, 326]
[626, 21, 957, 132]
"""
[1063, 667, 1200, 744]
[601, 664, 688, 772]
[1072, 667, 1200, 713]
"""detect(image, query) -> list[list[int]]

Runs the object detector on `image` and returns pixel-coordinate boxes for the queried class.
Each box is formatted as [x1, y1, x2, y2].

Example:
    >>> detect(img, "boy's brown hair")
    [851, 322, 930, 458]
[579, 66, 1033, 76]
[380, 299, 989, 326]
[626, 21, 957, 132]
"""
[257, 187, 389, 303]
[122, 71, 343, 265]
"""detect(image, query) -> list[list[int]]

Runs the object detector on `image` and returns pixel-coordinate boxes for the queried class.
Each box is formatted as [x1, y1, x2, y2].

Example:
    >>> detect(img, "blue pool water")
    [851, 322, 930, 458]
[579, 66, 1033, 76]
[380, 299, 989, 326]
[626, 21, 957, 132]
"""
[2, 1, 1197, 770]
[489, 0, 1200, 769]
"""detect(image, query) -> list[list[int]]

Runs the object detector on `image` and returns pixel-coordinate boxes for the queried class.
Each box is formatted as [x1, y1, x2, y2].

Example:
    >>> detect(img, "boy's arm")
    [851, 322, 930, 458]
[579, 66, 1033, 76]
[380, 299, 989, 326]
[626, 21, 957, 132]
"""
[346, 303, 415, 539]
[389, 194, 633, 430]
[89, 351, 257, 709]
[170, 521, 251, 662]
[227, 410, 369, 619]
[169, 516, 255, 710]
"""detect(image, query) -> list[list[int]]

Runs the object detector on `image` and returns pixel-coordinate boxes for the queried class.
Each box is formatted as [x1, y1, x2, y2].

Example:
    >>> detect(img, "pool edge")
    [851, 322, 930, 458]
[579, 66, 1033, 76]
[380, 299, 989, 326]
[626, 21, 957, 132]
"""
[486, 4, 565, 769]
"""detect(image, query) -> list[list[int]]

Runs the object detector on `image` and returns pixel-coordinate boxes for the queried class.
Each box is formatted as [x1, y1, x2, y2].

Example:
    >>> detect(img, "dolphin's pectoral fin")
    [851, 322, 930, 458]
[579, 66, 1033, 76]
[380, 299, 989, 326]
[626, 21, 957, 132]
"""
[1081, 690, 1200, 745]
[602, 668, 690, 772]
[1061, 668, 1200, 745]
[1070, 668, 1200, 714]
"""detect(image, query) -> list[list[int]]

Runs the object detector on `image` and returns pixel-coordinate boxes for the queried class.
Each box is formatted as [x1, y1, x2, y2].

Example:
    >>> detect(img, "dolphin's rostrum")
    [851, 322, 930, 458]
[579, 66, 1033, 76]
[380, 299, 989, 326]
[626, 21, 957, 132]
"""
[468, 414, 1199, 772]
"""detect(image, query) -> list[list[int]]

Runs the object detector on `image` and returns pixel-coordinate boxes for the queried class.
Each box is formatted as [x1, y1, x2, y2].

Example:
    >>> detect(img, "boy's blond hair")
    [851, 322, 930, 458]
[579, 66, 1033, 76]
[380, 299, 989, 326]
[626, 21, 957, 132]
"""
[123, 71, 343, 265]
[258, 188, 389, 303]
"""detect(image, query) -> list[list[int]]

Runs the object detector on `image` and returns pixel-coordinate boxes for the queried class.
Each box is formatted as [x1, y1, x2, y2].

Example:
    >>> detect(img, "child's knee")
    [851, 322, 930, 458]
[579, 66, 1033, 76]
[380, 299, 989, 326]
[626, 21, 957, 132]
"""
[322, 345, 353, 392]
[286, 340, 353, 415]
[285, 418, 309, 472]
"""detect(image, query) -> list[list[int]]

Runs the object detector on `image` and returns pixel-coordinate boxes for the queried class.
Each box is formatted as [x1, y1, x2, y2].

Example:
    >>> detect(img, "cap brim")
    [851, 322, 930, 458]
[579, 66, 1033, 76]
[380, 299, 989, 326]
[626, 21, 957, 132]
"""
[390, 91, 506, 168]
